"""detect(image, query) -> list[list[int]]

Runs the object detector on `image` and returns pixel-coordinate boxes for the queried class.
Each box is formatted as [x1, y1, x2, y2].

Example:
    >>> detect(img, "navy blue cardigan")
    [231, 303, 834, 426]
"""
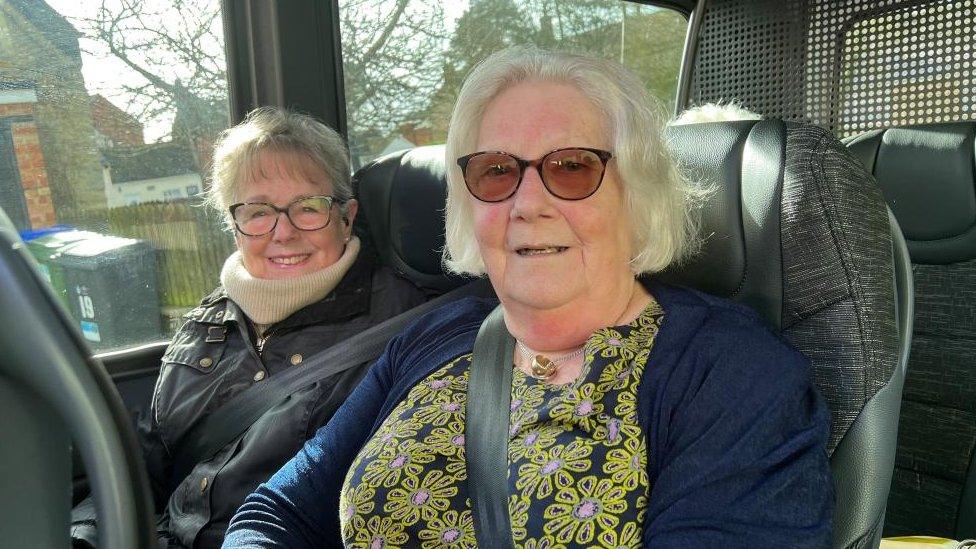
[222, 282, 833, 548]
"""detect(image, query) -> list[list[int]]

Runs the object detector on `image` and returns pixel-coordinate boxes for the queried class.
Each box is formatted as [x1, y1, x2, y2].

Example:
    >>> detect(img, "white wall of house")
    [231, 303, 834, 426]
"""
[104, 172, 203, 207]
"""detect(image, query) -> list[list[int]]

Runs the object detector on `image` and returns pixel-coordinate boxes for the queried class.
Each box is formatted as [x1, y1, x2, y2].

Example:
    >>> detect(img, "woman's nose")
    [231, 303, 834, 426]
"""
[270, 211, 298, 241]
[510, 165, 552, 218]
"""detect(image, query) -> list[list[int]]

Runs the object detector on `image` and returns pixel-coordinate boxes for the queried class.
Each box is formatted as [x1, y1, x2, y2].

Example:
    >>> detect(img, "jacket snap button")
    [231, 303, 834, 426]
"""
[200, 476, 208, 492]
[290, 354, 303, 365]
[253, 370, 266, 381]
[199, 357, 213, 368]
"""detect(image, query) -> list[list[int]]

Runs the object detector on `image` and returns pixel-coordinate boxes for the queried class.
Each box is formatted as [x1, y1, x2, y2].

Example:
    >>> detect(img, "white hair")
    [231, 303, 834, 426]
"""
[673, 101, 762, 125]
[206, 106, 352, 229]
[443, 47, 706, 276]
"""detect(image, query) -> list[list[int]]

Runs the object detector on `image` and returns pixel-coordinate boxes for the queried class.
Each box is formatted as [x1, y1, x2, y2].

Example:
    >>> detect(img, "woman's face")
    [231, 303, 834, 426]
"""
[234, 152, 357, 280]
[471, 81, 634, 314]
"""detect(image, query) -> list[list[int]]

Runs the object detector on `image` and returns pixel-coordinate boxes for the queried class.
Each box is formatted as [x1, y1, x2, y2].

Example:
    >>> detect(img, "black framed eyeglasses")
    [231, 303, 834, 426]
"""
[229, 195, 343, 236]
[456, 147, 613, 202]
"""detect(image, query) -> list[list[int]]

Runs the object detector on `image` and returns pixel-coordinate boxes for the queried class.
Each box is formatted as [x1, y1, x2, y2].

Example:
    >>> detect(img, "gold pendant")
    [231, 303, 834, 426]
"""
[530, 354, 557, 380]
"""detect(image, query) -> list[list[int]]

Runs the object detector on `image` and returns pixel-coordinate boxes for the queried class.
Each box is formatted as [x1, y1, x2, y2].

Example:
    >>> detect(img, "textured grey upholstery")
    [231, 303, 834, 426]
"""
[847, 122, 976, 539]
[355, 119, 908, 548]
[664, 120, 907, 549]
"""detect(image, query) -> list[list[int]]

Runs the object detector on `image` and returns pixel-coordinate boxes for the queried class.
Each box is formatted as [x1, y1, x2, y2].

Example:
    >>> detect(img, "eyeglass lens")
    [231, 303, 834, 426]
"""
[233, 196, 333, 236]
[463, 148, 607, 202]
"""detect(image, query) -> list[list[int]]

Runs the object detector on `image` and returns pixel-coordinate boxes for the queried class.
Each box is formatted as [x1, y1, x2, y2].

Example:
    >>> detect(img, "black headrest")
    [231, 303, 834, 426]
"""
[660, 119, 785, 328]
[354, 145, 465, 293]
[846, 122, 976, 263]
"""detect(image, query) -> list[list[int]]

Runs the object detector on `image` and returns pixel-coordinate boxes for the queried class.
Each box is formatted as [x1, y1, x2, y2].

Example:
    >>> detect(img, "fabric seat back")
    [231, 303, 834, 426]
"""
[847, 122, 976, 539]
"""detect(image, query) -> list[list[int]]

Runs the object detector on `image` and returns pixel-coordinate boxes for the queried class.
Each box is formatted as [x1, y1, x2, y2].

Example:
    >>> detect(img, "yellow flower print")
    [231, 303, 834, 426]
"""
[339, 481, 375, 536]
[417, 509, 476, 548]
[509, 493, 530, 541]
[596, 356, 636, 392]
[361, 438, 435, 488]
[384, 469, 457, 526]
[597, 520, 642, 548]
[351, 515, 408, 548]
[410, 390, 466, 427]
[361, 414, 424, 460]
[636, 493, 649, 524]
[508, 424, 559, 462]
[403, 357, 466, 403]
[613, 389, 638, 421]
[510, 375, 545, 425]
[550, 382, 605, 433]
[421, 419, 468, 476]
[522, 539, 566, 549]
[589, 327, 640, 360]
[516, 440, 593, 499]
[543, 475, 629, 545]
[602, 435, 648, 491]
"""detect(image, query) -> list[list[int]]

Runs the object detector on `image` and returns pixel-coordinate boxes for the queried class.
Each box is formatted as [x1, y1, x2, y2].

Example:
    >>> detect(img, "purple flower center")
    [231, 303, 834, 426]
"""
[573, 498, 600, 520]
[525, 431, 539, 445]
[389, 454, 407, 469]
[442, 528, 461, 543]
[430, 379, 449, 389]
[381, 432, 395, 443]
[411, 490, 430, 506]
[541, 459, 562, 475]
[617, 367, 631, 380]
[608, 337, 622, 346]
[370, 537, 385, 549]
[509, 422, 521, 436]
[607, 419, 621, 443]
[510, 398, 522, 411]
[575, 400, 594, 416]
[451, 434, 465, 447]
[441, 402, 461, 412]
[345, 504, 355, 519]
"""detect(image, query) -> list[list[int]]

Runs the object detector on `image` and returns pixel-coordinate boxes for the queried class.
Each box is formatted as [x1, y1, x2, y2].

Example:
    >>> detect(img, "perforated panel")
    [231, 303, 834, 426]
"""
[692, 0, 976, 137]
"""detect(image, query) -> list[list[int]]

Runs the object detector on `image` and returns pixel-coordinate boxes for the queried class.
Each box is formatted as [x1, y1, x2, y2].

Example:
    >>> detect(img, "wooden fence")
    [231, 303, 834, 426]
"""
[108, 199, 234, 308]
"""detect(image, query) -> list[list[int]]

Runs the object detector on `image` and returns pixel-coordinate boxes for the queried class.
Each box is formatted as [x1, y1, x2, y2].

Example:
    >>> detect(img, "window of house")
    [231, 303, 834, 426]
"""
[336, 0, 687, 169]
[2, 0, 232, 352]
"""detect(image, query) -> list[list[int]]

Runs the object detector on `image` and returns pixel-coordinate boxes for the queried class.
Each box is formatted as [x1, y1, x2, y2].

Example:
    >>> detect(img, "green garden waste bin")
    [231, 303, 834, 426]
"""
[24, 230, 100, 311]
[53, 234, 162, 351]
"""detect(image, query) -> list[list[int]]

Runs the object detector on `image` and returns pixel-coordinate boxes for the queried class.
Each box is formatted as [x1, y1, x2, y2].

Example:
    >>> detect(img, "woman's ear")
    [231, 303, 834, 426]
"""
[342, 198, 359, 237]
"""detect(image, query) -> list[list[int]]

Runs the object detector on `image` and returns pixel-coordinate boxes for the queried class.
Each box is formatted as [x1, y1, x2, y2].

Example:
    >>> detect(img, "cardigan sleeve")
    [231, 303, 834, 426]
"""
[641, 307, 833, 548]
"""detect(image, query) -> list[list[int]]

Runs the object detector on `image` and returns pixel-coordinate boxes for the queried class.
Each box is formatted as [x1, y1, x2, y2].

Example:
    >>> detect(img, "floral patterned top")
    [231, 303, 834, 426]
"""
[340, 297, 665, 548]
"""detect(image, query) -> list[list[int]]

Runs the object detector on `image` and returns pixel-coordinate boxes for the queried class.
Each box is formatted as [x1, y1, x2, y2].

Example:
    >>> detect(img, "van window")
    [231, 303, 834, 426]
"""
[336, 0, 688, 169]
[3, 0, 232, 351]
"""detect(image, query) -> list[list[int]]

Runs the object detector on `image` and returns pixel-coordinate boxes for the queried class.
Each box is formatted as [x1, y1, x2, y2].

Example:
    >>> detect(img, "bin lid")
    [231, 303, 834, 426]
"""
[19, 225, 76, 242]
[61, 235, 146, 258]
[25, 230, 101, 251]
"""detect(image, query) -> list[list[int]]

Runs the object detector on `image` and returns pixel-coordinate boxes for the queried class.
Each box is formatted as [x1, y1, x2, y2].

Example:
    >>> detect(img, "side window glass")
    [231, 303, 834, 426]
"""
[2, 0, 232, 351]
[337, 1, 687, 169]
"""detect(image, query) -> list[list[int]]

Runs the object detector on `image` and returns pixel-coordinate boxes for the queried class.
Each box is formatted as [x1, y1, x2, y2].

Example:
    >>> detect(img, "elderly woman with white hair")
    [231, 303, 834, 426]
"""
[72, 106, 425, 549]
[223, 49, 832, 548]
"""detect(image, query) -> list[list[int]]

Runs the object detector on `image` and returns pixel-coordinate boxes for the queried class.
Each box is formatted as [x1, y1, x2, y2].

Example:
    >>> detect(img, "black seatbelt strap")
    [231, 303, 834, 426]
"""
[170, 278, 491, 490]
[466, 305, 517, 548]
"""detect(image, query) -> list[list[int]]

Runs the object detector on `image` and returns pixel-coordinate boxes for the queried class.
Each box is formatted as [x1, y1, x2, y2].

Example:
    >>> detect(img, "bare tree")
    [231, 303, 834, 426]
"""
[337, 0, 447, 160]
[76, 0, 227, 146]
[72, 0, 447, 159]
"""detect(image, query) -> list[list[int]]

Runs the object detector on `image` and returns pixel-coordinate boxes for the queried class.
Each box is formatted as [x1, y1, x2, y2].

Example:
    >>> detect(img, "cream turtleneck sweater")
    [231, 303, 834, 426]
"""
[220, 236, 361, 330]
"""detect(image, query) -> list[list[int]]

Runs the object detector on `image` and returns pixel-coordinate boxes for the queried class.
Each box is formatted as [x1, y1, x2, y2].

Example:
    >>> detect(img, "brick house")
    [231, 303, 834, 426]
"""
[0, 0, 106, 230]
